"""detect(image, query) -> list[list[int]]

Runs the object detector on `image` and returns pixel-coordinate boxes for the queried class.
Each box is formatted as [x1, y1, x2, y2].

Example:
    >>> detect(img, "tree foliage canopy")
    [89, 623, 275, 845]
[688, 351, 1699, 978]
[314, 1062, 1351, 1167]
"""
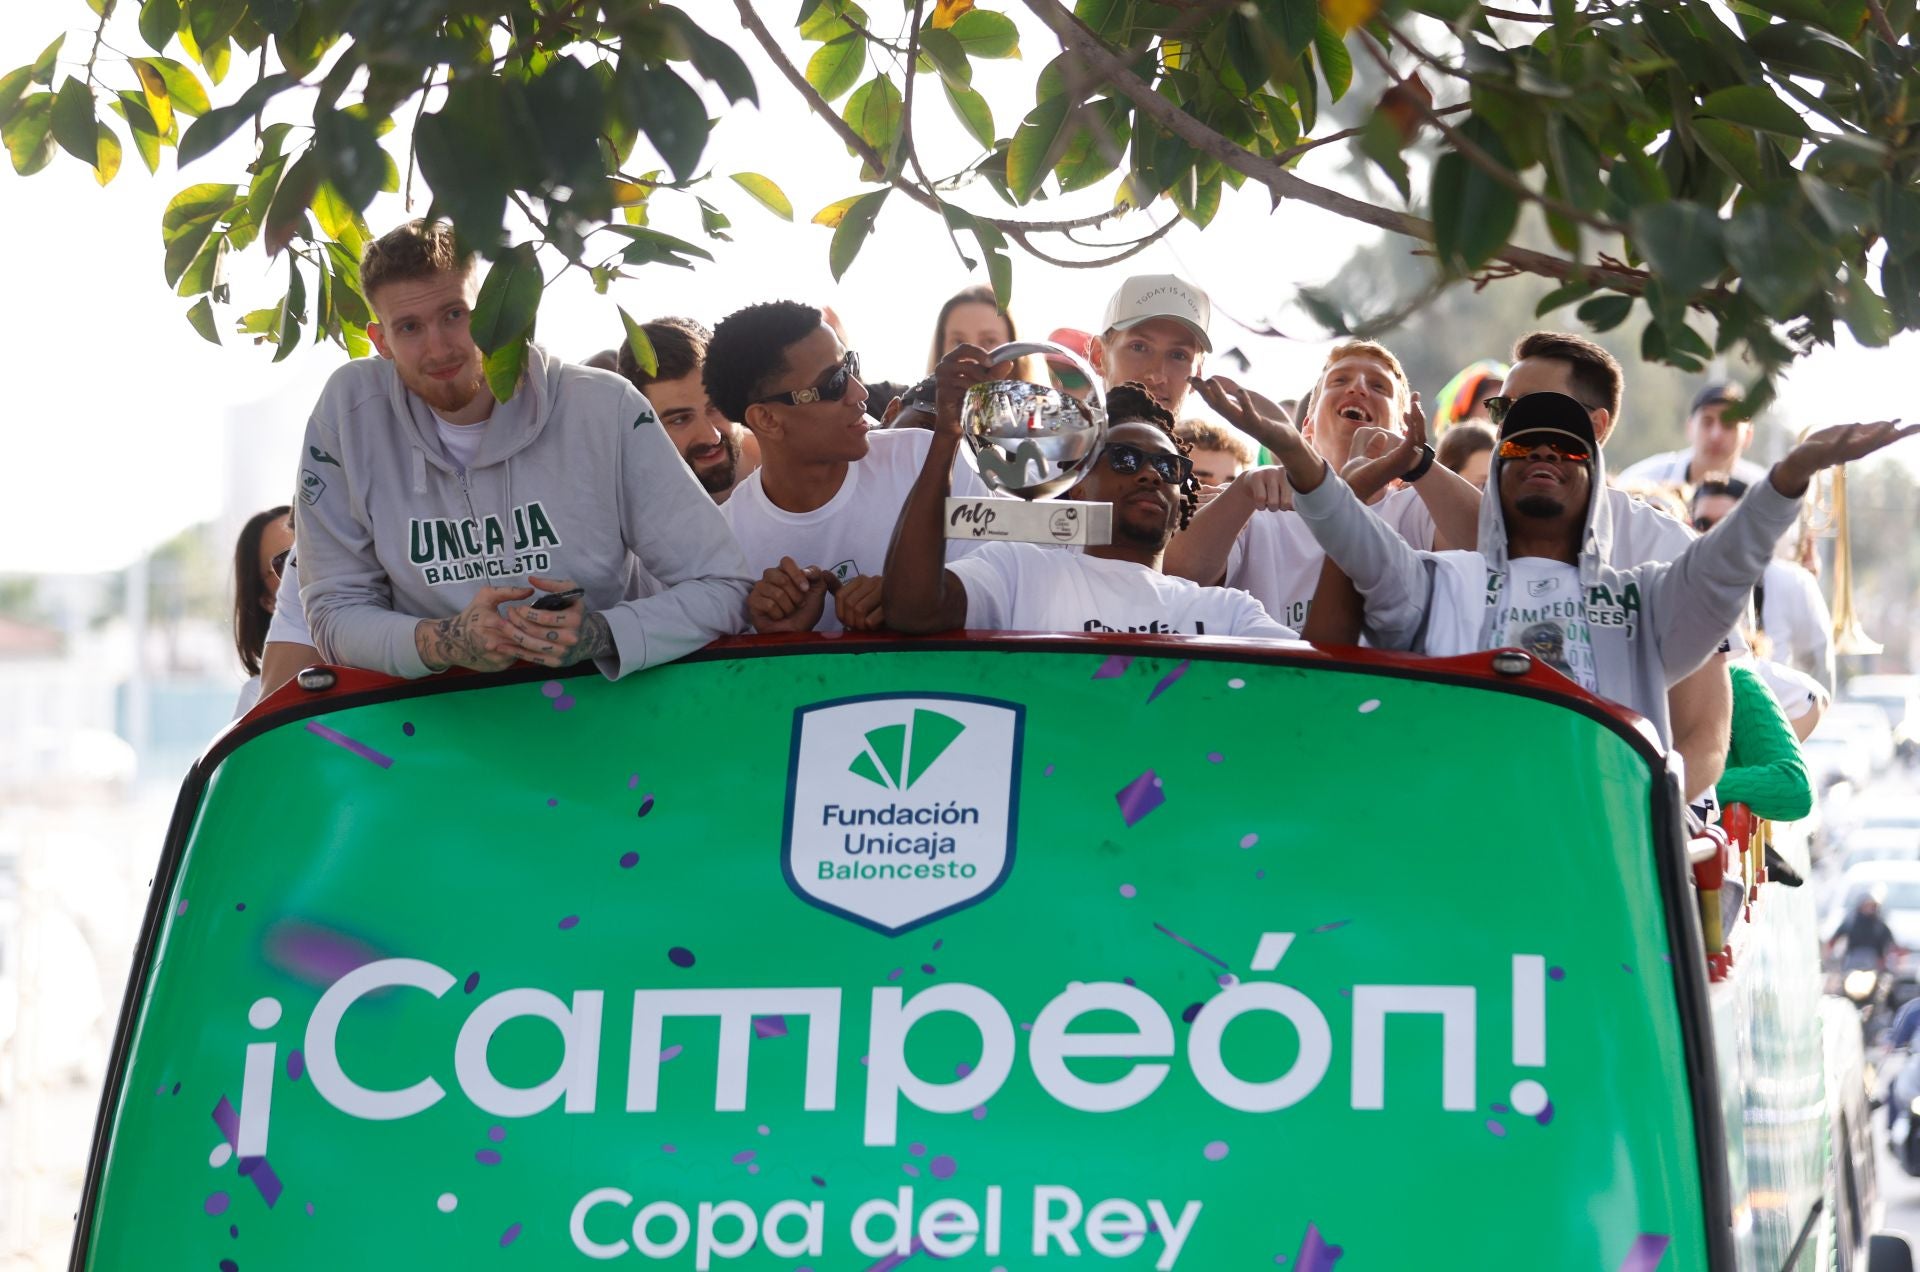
[6, 0, 1917, 407]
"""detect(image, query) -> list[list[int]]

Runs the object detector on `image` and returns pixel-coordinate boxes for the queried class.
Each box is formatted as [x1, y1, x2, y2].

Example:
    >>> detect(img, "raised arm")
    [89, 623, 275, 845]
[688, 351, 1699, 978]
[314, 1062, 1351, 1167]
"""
[882, 345, 991, 633]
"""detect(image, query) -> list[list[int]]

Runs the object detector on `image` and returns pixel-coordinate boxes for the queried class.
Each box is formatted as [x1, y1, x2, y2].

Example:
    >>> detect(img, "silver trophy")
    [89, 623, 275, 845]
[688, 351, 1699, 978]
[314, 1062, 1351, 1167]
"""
[947, 340, 1112, 545]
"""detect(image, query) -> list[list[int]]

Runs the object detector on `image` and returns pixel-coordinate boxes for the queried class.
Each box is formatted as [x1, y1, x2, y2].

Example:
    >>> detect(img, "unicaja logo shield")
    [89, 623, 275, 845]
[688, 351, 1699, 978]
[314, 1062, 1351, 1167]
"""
[784, 694, 1022, 935]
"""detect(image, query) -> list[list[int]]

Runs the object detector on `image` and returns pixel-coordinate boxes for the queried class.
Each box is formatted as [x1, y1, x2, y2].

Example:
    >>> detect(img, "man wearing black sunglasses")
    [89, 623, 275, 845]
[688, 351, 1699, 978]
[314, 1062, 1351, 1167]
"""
[706, 301, 994, 634]
[1241, 384, 1915, 749]
[883, 355, 1295, 639]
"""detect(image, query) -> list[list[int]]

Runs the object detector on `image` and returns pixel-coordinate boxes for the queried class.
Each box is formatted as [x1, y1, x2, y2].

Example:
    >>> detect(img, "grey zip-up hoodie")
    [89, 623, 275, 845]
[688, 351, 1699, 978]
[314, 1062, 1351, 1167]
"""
[1292, 442, 1800, 744]
[295, 345, 752, 680]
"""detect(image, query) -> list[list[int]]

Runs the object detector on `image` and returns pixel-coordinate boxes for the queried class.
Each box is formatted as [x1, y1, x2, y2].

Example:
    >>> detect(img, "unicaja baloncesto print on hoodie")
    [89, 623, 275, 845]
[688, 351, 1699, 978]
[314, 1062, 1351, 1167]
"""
[295, 345, 752, 680]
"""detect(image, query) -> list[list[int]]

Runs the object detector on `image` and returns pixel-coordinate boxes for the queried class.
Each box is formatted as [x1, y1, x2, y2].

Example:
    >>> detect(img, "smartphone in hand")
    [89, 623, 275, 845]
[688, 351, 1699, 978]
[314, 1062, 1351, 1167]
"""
[530, 587, 585, 612]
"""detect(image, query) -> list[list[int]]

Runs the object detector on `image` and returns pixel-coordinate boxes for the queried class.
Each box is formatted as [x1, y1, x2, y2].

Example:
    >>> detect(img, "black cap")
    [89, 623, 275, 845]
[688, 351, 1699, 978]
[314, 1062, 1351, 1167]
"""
[1497, 391, 1597, 456]
[1690, 382, 1742, 416]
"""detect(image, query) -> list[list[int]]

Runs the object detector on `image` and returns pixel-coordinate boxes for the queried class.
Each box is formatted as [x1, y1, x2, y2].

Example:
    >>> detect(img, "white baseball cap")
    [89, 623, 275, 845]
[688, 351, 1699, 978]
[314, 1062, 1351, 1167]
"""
[1099, 274, 1212, 351]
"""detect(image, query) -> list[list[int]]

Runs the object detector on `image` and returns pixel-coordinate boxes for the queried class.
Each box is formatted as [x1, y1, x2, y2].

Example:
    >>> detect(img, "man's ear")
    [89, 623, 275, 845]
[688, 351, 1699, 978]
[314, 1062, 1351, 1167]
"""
[1088, 335, 1109, 380]
[367, 321, 392, 360]
[1591, 408, 1614, 447]
[744, 403, 779, 443]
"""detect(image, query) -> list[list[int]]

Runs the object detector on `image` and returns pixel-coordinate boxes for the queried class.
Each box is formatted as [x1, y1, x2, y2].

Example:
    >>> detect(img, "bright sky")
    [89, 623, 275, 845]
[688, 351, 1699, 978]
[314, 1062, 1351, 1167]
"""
[0, 6, 1913, 574]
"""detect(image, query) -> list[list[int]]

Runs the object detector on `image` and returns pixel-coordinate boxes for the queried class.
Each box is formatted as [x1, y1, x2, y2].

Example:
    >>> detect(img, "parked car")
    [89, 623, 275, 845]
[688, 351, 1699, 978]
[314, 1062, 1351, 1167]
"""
[1825, 701, 1899, 771]
[1836, 827, 1920, 878]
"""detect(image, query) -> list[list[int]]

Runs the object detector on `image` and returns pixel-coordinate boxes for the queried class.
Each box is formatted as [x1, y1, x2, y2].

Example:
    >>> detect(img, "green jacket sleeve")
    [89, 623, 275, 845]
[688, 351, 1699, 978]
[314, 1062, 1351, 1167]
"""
[1718, 663, 1814, 821]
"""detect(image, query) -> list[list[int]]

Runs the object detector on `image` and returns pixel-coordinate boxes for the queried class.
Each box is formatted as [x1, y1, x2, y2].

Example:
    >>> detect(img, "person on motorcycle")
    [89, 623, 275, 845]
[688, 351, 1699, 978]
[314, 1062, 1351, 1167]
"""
[1839, 894, 1899, 969]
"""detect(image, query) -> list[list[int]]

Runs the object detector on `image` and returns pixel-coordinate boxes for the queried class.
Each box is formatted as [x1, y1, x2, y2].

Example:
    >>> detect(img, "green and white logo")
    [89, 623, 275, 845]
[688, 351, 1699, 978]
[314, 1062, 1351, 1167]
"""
[785, 694, 1022, 934]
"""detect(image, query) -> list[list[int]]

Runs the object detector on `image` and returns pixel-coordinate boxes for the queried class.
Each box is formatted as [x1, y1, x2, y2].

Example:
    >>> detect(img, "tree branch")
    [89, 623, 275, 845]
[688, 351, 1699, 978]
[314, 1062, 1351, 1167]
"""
[1007, 216, 1176, 268]
[1864, 0, 1904, 50]
[900, 1, 973, 269]
[1020, 0, 1653, 295]
[1480, 5, 1555, 21]
[82, 1, 111, 88]
[1273, 101, 1469, 165]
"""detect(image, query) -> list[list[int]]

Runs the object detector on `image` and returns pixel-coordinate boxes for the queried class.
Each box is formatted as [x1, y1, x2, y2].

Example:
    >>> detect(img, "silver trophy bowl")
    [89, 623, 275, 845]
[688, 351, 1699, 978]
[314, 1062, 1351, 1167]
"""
[962, 340, 1107, 500]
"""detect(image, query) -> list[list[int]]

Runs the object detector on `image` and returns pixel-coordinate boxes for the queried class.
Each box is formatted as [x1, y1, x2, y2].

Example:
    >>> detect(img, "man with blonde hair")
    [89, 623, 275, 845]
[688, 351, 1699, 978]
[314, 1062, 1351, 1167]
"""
[1165, 341, 1478, 630]
[1176, 417, 1258, 508]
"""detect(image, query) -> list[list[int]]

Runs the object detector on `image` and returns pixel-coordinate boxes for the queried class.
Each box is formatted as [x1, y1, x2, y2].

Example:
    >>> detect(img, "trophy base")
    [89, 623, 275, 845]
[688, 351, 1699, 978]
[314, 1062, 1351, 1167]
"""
[945, 497, 1112, 546]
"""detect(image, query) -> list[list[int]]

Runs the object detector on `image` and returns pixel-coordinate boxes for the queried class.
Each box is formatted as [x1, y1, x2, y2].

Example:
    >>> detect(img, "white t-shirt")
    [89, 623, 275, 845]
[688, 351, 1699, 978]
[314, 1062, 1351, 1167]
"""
[1748, 655, 1825, 722]
[1492, 557, 1597, 691]
[1226, 485, 1436, 630]
[721, 428, 989, 632]
[950, 542, 1295, 638]
[267, 557, 313, 647]
[435, 414, 486, 472]
[1604, 488, 1749, 656]
[1757, 557, 1831, 681]
[1616, 449, 1766, 488]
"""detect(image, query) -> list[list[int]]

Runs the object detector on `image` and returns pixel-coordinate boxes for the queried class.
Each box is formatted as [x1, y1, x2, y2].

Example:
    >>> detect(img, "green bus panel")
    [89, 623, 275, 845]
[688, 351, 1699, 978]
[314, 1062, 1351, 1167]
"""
[78, 645, 1709, 1269]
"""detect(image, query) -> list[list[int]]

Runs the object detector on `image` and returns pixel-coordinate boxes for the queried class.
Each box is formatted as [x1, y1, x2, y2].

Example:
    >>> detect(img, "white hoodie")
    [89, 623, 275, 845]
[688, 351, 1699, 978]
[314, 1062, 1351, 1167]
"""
[295, 346, 752, 679]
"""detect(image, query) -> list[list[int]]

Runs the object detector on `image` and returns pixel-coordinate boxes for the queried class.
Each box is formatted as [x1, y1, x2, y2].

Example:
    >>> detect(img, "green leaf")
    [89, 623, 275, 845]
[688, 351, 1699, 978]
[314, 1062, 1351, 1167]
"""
[470, 243, 543, 356]
[484, 335, 530, 402]
[127, 58, 174, 135]
[144, 57, 209, 116]
[827, 189, 888, 281]
[1689, 118, 1764, 188]
[1698, 86, 1811, 139]
[843, 75, 903, 170]
[92, 123, 122, 184]
[30, 36, 63, 87]
[139, 0, 181, 51]
[1630, 201, 1726, 299]
[1006, 95, 1070, 202]
[1429, 130, 1519, 274]
[618, 306, 657, 377]
[729, 172, 793, 220]
[263, 150, 320, 255]
[805, 36, 864, 104]
[950, 10, 1019, 57]
[1576, 293, 1634, 331]
[658, 6, 757, 105]
[1878, 176, 1920, 262]
[2, 93, 55, 175]
[176, 228, 225, 295]
[272, 256, 305, 362]
[1534, 280, 1596, 317]
[50, 78, 99, 167]
[918, 27, 970, 85]
[1882, 254, 1919, 331]
[1839, 275, 1893, 347]
[0, 66, 34, 125]
[1054, 98, 1129, 192]
[1264, 0, 1317, 54]
[1314, 21, 1353, 104]
[110, 90, 163, 173]
[177, 71, 297, 166]
[313, 181, 368, 254]
[942, 80, 995, 149]
[799, 0, 867, 42]
[1723, 202, 1824, 317]
[605, 224, 714, 268]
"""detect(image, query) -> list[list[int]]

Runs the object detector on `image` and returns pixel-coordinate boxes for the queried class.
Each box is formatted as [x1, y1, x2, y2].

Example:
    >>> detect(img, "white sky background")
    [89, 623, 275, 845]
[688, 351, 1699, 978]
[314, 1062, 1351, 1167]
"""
[0, 3, 1913, 573]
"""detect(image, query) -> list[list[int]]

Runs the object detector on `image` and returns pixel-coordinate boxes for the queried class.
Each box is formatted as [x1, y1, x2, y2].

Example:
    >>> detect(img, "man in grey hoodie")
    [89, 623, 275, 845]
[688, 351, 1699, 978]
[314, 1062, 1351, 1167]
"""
[295, 220, 751, 679]
[1199, 383, 1911, 747]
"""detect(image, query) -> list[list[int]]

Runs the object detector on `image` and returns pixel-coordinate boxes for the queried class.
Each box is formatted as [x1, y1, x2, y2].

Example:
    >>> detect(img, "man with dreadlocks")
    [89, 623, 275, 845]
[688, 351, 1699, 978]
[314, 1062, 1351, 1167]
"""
[884, 346, 1295, 638]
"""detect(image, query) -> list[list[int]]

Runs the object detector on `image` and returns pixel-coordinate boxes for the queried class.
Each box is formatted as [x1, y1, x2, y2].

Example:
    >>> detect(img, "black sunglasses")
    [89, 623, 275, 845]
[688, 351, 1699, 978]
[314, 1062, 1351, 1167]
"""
[756, 351, 861, 406]
[1101, 441, 1193, 485]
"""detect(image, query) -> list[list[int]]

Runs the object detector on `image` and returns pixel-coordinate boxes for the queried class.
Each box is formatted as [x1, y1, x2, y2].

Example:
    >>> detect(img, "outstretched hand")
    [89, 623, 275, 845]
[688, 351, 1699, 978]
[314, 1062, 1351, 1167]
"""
[1189, 374, 1296, 453]
[1342, 391, 1428, 502]
[1775, 419, 1917, 495]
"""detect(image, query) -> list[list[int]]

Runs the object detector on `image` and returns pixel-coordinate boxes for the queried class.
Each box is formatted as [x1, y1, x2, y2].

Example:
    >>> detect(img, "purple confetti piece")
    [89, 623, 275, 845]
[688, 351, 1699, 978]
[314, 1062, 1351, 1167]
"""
[229, 1224, 238, 1238]
[285, 1050, 304, 1081]
[1485, 1120, 1507, 1138]
[1181, 1002, 1204, 1023]
[902, 1163, 920, 1178]
[1153, 922, 1229, 969]
[668, 946, 694, 968]
[553, 695, 575, 712]
[236, 1157, 283, 1208]
[1548, 966, 1565, 981]
[488, 1126, 506, 1143]
[1294, 1223, 1345, 1272]
[547, 798, 559, 807]
[171, 1082, 181, 1095]
[305, 1202, 314, 1216]
[660, 1045, 683, 1062]
[213, 1097, 239, 1144]
[1313, 919, 1351, 934]
[1536, 1101, 1556, 1127]
[1119, 884, 1137, 898]
[812, 1175, 826, 1187]
[1621, 963, 1635, 974]
[637, 795, 655, 817]
[921, 963, 937, 975]
[220, 1261, 237, 1272]
[753, 1015, 788, 1039]
[1618, 1235, 1670, 1272]
[541, 681, 564, 699]
[909, 1143, 926, 1156]
[464, 971, 480, 994]
[628, 773, 640, 789]
[1092, 655, 1133, 680]
[175, 900, 189, 916]
[971, 1106, 986, 1120]
[733, 1150, 756, 1164]
[619, 851, 640, 869]
[1116, 770, 1166, 827]
[1491, 1103, 1509, 1114]
[559, 915, 580, 930]
[930, 1155, 956, 1180]
[402, 722, 415, 736]
[235, 902, 246, 912]
[931, 939, 943, 951]
[304, 720, 393, 769]
[1239, 833, 1259, 849]
[662, 1144, 677, 1154]
[1203, 1141, 1229, 1161]
[1146, 659, 1192, 703]
[956, 1061, 973, 1077]
[887, 967, 903, 981]
[500, 1223, 522, 1247]
[476, 1149, 502, 1166]
[1207, 752, 1223, 763]
[205, 1192, 231, 1216]
[1255, 869, 1267, 879]
[1043, 763, 1055, 776]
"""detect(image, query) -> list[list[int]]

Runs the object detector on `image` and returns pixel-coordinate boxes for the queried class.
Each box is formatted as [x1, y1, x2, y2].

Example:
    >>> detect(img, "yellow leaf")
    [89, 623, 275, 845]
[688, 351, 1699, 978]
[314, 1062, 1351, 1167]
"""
[1164, 39, 1185, 69]
[813, 194, 864, 228]
[611, 180, 650, 206]
[932, 0, 975, 29]
[1320, 0, 1378, 35]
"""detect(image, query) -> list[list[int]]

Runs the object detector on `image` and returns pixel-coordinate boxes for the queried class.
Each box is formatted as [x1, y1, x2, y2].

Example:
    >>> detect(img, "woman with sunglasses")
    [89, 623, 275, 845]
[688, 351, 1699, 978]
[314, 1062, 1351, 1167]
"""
[230, 505, 294, 717]
[883, 352, 1296, 640]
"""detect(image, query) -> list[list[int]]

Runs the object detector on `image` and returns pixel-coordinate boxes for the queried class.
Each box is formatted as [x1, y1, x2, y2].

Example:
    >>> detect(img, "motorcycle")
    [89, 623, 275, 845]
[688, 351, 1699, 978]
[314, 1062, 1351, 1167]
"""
[1841, 945, 1894, 1044]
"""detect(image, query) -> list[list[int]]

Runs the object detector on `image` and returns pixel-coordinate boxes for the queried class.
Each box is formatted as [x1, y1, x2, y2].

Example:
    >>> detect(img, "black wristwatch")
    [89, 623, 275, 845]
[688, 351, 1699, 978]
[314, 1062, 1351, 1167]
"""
[1402, 442, 1436, 484]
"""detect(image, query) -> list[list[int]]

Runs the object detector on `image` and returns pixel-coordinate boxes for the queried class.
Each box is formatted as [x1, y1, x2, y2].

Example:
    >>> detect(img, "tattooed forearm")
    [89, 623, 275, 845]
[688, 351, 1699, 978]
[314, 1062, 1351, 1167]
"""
[416, 613, 483, 671]
[560, 612, 614, 666]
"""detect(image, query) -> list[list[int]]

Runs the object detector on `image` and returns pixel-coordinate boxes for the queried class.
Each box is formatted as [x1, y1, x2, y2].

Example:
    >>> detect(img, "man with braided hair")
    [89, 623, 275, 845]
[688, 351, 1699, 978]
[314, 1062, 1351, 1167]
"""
[884, 347, 1294, 638]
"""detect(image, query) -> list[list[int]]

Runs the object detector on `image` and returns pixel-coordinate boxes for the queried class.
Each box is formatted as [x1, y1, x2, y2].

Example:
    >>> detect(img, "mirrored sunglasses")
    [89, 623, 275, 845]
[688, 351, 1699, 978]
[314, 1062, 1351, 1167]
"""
[1498, 437, 1591, 464]
[1102, 441, 1194, 485]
